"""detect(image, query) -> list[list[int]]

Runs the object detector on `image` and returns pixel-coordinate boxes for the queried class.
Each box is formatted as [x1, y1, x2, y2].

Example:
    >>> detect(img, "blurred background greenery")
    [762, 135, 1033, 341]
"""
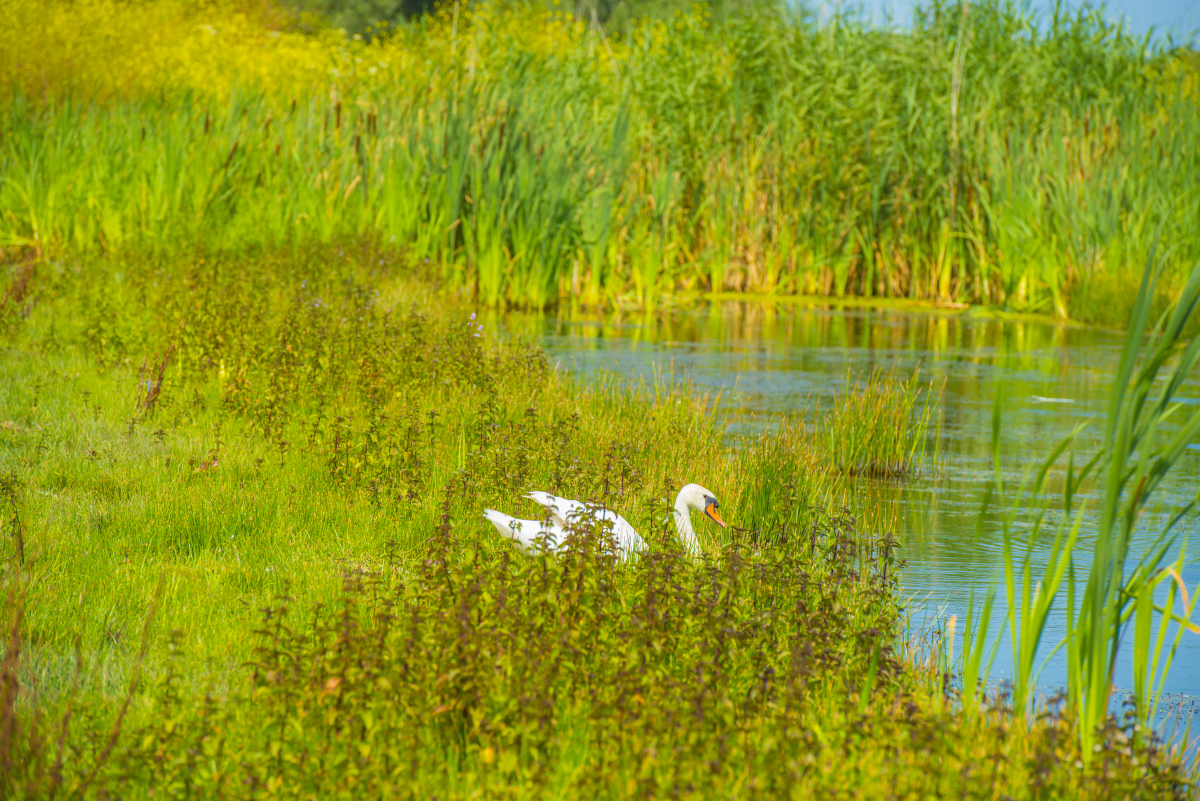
[288, 0, 775, 37]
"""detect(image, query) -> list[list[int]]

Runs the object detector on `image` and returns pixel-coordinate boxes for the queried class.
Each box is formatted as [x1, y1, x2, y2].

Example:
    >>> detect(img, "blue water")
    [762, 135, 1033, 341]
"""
[500, 301, 1200, 724]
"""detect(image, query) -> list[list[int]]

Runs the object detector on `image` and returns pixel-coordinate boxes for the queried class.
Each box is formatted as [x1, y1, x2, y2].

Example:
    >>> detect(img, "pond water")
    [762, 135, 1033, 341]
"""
[502, 301, 1200, 708]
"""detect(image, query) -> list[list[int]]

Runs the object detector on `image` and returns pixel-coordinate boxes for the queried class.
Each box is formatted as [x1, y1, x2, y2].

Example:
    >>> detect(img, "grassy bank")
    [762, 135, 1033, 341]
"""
[2, 0, 1199, 324]
[1, 244, 1193, 797]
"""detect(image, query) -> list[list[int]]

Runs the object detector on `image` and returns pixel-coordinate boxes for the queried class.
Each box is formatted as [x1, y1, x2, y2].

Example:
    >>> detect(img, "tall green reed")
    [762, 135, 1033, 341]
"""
[984, 245, 1200, 759]
[3, 1, 1199, 322]
[992, 405, 1090, 719]
[1070, 246, 1200, 758]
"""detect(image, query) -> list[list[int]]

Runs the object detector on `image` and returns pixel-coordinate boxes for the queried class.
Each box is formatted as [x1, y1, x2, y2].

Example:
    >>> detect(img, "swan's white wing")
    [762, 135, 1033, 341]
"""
[525, 492, 618, 530]
[610, 514, 648, 557]
[482, 509, 564, 555]
[524, 491, 570, 527]
[523, 492, 647, 559]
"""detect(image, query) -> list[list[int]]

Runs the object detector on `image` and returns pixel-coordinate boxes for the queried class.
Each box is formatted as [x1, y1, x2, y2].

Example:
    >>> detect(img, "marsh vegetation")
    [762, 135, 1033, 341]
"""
[0, 241, 1197, 797]
[3, 0, 1200, 796]
[3, 0, 1200, 322]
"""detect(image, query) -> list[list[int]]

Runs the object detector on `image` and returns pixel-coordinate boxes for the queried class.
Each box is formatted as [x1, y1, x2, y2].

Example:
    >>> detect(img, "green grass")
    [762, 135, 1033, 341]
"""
[822, 367, 939, 478]
[2, 0, 1200, 323]
[0, 244, 1195, 798]
[2, 0, 1200, 792]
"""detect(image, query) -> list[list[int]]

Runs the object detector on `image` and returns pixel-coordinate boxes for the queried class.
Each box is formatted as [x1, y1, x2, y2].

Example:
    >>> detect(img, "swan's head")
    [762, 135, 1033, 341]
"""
[677, 483, 726, 528]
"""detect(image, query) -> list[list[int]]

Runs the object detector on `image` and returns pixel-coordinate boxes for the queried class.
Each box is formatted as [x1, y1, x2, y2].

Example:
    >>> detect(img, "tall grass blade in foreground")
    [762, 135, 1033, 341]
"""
[990, 245, 1200, 758]
[953, 485, 1001, 716]
[992, 391, 1091, 717]
[1071, 246, 1200, 758]
[958, 582, 1000, 716]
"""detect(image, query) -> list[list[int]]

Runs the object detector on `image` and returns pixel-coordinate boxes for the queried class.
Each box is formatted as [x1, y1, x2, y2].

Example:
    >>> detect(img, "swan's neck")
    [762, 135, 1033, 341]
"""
[672, 492, 701, 556]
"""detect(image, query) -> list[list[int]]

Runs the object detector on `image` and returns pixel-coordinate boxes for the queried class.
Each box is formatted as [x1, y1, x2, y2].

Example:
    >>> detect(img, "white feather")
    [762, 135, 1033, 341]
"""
[523, 492, 648, 558]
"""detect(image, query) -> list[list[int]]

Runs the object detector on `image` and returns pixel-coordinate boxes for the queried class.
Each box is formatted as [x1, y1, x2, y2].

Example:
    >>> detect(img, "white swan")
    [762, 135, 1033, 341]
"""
[482, 483, 726, 560]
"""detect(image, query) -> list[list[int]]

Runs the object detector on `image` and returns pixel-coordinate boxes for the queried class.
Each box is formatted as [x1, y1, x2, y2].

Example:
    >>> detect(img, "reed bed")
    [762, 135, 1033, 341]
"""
[2, 0, 1200, 323]
[822, 367, 939, 478]
[0, 243, 1194, 797]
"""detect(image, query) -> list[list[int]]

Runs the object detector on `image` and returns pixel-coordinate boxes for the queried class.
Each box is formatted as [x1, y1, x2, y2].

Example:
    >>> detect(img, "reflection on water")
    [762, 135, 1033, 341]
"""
[499, 301, 1200, 699]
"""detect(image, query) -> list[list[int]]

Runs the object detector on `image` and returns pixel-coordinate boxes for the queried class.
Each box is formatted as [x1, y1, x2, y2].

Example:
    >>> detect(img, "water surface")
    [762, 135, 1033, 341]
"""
[501, 301, 1200, 705]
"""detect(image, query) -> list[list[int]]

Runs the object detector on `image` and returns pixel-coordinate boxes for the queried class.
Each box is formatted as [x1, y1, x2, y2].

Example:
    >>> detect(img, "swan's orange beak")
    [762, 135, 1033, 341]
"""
[705, 502, 726, 528]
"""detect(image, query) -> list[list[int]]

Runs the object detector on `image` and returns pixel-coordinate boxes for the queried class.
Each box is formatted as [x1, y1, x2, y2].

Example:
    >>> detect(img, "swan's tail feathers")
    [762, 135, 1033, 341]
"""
[524, 491, 565, 515]
[524, 491, 557, 507]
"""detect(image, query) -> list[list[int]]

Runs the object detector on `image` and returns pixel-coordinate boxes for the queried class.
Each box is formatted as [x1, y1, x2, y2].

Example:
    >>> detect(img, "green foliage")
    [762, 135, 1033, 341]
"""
[1070, 248, 1200, 759]
[286, 0, 426, 37]
[0, 244, 1192, 796]
[822, 367, 938, 478]
[10, 509, 911, 796]
[3, 1, 1200, 323]
[281, 0, 774, 36]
